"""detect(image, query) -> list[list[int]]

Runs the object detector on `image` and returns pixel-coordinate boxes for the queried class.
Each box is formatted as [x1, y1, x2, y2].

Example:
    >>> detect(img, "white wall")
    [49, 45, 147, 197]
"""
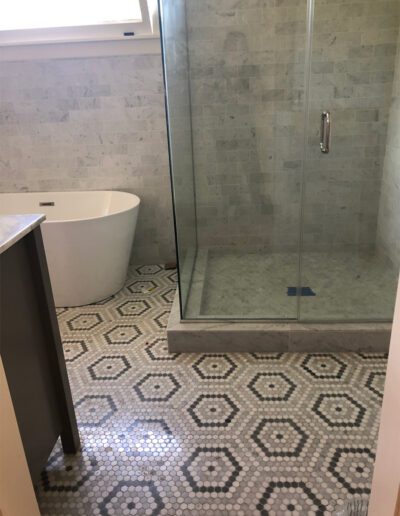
[369, 277, 400, 515]
[0, 358, 40, 516]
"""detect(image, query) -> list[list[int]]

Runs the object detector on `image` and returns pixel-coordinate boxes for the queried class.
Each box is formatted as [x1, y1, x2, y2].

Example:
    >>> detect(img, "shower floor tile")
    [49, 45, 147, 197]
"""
[36, 265, 387, 515]
[185, 248, 398, 320]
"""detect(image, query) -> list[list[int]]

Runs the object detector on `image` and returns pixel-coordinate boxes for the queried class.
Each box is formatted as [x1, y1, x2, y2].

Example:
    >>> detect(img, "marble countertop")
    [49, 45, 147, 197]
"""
[0, 214, 45, 255]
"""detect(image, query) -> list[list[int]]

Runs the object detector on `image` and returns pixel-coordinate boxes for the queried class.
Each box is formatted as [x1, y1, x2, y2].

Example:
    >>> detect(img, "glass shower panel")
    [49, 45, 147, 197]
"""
[300, 0, 400, 321]
[159, 0, 197, 314]
[181, 0, 309, 319]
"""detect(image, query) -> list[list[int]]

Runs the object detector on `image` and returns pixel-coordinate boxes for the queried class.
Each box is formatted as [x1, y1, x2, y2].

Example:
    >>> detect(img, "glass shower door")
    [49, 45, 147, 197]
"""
[178, 0, 309, 319]
[299, 0, 400, 321]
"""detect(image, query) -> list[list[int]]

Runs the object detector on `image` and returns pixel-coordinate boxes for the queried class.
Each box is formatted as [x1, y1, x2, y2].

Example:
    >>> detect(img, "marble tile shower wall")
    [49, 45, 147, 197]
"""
[304, 0, 399, 251]
[187, 0, 307, 250]
[0, 55, 175, 265]
[377, 34, 400, 268]
[186, 0, 399, 251]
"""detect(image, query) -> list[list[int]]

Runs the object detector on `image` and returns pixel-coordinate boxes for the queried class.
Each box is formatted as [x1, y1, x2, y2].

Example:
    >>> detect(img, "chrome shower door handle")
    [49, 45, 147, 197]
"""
[320, 111, 331, 154]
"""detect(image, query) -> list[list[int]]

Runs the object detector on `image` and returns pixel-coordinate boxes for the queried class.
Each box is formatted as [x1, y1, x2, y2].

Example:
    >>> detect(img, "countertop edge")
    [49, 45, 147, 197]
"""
[0, 214, 46, 256]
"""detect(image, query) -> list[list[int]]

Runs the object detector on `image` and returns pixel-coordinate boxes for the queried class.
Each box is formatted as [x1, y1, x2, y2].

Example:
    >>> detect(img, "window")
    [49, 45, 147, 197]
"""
[0, 0, 157, 46]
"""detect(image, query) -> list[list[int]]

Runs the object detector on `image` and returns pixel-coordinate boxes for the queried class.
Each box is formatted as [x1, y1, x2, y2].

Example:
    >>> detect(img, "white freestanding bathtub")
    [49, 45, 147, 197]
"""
[0, 191, 140, 307]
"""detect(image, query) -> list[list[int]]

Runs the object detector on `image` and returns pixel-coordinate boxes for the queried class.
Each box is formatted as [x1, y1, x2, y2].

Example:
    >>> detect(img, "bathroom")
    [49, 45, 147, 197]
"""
[0, 0, 400, 514]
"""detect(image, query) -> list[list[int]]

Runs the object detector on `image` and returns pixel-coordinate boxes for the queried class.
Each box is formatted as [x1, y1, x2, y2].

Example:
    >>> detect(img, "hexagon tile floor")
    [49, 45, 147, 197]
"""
[36, 265, 388, 516]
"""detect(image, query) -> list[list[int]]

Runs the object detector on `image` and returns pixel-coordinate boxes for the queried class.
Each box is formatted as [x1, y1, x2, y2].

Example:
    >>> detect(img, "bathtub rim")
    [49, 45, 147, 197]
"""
[0, 190, 141, 225]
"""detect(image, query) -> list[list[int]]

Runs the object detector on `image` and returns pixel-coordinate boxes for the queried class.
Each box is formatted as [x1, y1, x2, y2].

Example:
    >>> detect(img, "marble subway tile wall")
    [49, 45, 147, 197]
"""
[186, 0, 399, 252]
[303, 0, 400, 251]
[187, 0, 306, 250]
[0, 54, 175, 265]
[377, 34, 400, 268]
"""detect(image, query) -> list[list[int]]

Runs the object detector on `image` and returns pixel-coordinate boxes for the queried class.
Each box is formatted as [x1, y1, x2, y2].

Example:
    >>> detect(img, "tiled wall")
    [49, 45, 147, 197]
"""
[186, 0, 399, 251]
[303, 0, 399, 251]
[377, 35, 400, 267]
[1, 1, 399, 266]
[186, 0, 306, 250]
[0, 54, 175, 265]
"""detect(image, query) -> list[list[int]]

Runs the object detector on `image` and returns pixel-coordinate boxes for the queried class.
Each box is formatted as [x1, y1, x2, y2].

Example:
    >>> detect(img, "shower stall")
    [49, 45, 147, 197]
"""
[159, 0, 400, 350]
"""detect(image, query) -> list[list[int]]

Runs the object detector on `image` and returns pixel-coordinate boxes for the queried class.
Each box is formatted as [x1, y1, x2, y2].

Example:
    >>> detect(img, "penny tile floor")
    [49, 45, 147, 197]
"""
[36, 265, 387, 515]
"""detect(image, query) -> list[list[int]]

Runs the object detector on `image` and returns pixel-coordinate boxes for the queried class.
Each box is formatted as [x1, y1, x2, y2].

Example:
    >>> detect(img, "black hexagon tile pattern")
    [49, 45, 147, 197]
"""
[37, 265, 388, 515]
[63, 339, 89, 363]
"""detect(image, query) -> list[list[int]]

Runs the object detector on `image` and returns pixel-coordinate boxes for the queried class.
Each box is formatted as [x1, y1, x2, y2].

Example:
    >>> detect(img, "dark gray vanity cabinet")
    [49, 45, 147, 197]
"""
[0, 225, 80, 484]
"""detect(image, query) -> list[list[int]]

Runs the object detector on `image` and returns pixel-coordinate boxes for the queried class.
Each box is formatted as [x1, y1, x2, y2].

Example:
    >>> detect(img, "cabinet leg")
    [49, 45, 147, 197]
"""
[61, 427, 81, 454]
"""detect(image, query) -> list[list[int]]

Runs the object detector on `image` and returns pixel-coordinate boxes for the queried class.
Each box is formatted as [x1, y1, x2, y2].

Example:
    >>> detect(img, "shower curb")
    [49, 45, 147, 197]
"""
[167, 292, 391, 353]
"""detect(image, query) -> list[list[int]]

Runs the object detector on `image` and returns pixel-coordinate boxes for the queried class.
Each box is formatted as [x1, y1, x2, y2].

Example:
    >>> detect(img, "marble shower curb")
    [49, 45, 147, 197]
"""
[167, 291, 391, 353]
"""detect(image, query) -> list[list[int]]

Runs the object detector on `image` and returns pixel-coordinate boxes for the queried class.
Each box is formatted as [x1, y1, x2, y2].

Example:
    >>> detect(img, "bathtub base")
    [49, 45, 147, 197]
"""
[167, 291, 391, 353]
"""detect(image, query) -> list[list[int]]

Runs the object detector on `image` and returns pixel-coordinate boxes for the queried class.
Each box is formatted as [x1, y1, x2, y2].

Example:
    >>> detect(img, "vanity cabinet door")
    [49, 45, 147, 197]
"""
[0, 227, 79, 484]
